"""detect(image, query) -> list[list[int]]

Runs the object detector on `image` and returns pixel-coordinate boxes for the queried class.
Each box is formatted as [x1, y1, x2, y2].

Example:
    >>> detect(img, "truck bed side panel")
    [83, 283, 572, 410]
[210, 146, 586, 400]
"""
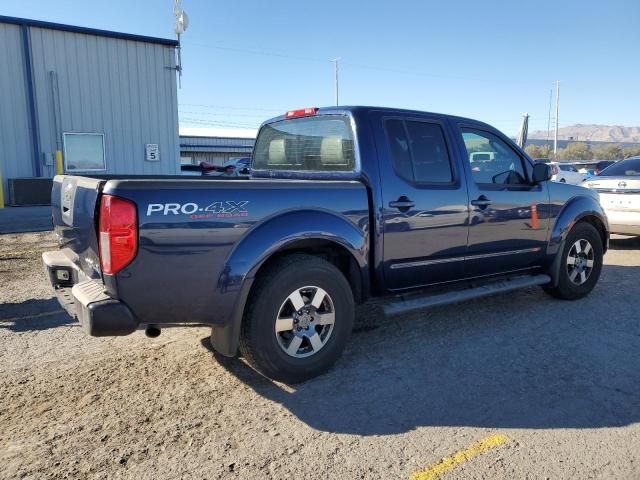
[102, 179, 369, 327]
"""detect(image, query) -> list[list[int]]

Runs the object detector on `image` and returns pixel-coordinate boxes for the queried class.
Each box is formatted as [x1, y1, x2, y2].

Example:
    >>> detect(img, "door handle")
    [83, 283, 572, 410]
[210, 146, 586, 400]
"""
[389, 197, 415, 211]
[471, 196, 492, 208]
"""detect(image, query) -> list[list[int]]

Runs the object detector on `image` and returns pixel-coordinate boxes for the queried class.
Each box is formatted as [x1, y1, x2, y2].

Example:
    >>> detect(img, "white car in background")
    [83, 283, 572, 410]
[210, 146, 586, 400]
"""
[548, 162, 586, 184]
[582, 157, 640, 236]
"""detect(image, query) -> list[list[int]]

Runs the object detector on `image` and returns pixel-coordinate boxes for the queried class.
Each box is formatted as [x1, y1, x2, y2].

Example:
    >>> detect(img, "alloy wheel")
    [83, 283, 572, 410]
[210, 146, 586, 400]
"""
[274, 286, 336, 358]
[566, 239, 595, 285]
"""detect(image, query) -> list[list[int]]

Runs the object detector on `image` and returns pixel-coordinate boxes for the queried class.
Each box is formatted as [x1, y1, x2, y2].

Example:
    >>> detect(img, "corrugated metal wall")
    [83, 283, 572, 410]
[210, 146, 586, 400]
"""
[0, 19, 180, 196]
[29, 27, 179, 176]
[0, 23, 33, 184]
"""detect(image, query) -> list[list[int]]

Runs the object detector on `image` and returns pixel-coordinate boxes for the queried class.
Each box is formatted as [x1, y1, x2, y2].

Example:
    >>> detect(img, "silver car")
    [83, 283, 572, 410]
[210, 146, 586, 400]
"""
[582, 157, 640, 236]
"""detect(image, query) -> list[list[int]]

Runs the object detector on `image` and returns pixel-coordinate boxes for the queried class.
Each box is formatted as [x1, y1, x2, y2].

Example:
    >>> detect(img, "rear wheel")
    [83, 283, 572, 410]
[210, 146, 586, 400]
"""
[239, 254, 354, 383]
[543, 222, 603, 300]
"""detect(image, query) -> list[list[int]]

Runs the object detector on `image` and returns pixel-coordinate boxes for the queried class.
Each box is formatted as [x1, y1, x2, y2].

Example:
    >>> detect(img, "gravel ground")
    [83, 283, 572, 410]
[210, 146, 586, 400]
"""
[1, 232, 639, 479]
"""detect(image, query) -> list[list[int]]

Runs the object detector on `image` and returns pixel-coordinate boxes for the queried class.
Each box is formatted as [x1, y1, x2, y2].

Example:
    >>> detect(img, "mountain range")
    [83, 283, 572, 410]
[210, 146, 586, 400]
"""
[528, 124, 640, 143]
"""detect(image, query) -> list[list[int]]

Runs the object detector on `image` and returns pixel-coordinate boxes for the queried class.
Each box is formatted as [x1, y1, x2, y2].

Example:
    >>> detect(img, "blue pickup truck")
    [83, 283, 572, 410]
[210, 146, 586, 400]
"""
[44, 106, 608, 383]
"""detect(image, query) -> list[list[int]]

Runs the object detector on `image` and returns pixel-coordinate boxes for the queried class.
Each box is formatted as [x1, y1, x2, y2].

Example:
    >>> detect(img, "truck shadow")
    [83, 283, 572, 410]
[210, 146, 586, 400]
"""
[205, 264, 640, 435]
[0, 298, 75, 332]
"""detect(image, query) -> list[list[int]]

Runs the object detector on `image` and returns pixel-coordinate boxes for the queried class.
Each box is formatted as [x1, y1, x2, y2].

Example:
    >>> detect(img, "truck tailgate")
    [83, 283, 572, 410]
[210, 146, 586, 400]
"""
[51, 175, 105, 280]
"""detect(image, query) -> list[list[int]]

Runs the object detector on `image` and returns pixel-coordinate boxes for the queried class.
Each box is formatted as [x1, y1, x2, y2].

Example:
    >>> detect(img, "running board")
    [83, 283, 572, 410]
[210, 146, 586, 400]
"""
[383, 274, 551, 316]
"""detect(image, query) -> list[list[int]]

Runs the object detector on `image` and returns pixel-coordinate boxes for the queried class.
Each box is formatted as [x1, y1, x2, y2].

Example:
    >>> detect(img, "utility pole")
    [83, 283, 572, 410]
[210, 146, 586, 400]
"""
[554, 80, 560, 157]
[332, 58, 340, 106]
[546, 88, 552, 147]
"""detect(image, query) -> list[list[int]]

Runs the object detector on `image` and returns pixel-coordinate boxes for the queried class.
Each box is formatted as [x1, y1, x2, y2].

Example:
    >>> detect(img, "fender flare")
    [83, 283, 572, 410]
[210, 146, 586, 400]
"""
[546, 195, 608, 286]
[211, 209, 368, 356]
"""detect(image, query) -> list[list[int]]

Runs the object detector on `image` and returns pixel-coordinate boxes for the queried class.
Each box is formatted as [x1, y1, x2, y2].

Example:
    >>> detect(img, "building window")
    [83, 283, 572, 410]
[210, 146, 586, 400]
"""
[180, 156, 194, 165]
[63, 133, 106, 172]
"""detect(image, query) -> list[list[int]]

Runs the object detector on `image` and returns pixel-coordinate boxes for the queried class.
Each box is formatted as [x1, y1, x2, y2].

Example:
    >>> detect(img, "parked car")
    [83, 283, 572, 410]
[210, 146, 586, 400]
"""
[595, 160, 616, 176]
[201, 157, 251, 177]
[578, 167, 595, 178]
[582, 156, 640, 236]
[43, 106, 608, 383]
[215, 157, 251, 177]
[181, 158, 252, 177]
[546, 162, 586, 184]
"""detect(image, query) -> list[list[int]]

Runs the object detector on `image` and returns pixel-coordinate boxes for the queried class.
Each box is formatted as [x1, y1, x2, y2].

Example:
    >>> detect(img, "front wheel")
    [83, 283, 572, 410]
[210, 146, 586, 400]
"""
[543, 222, 603, 300]
[239, 254, 354, 383]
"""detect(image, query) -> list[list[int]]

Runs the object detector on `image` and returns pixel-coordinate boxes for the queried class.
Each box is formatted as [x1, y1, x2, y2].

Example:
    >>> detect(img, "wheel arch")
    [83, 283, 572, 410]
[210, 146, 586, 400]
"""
[210, 209, 369, 356]
[546, 195, 609, 286]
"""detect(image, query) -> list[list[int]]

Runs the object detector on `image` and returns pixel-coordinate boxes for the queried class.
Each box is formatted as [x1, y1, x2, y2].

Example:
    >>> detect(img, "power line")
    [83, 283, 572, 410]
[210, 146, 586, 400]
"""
[178, 103, 280, 112]
[178, 110, 269, 118]
[182, 40, 531, 85]
[183, 41, 326, 64]
[179, 117, 259, 128]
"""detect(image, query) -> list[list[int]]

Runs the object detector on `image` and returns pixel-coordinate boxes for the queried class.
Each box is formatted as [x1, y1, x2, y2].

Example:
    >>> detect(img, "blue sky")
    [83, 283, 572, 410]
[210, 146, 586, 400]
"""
[3, 0, 639, 136]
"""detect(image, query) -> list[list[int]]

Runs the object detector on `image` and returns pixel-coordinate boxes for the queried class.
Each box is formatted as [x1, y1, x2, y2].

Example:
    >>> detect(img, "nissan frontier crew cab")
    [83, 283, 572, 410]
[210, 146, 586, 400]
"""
[44, 106, 609, 383]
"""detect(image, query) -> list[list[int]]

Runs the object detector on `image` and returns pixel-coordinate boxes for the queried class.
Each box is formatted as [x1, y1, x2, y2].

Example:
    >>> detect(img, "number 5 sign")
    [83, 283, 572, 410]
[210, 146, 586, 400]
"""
[145, 144, 159, 162]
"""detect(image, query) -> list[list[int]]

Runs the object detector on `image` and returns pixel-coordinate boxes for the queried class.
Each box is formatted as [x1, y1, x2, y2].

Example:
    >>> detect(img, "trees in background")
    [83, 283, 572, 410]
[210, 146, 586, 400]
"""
[557, 142, 593, 160]
[525, 142, 640, 161]
[525, 144, 553, 159]
[621, 146, 640, 158]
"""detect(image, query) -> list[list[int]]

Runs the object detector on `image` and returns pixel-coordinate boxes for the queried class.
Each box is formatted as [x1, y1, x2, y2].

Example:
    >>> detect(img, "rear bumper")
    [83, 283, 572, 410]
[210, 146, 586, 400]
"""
[603, 209, 640, 236]
[42, 250, 138, 336]
[609, 224, 640, 236]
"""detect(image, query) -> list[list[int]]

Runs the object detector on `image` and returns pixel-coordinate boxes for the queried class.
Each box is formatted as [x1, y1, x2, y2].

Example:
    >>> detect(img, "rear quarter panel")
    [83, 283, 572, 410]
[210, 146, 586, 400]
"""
[102, 179, 369, 327]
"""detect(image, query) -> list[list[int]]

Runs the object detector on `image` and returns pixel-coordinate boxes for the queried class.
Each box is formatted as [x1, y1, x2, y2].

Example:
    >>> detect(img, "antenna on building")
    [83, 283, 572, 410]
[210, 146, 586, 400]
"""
[173, 0, 189, 88]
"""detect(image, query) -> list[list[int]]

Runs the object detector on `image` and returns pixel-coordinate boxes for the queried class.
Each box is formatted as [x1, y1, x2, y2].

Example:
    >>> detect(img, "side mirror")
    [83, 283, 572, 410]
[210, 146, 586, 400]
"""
[532, 163, 552, 184]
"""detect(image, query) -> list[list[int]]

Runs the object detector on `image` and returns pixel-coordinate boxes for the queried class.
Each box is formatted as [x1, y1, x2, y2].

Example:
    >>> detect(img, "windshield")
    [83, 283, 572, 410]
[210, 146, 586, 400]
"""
[599, 158, 640, 177]
[253, 115, 355, 172]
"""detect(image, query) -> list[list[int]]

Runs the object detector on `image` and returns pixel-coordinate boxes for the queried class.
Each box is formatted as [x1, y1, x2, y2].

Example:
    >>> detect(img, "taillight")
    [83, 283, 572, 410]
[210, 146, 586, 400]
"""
[285, 107, 318, 119]
[99, 195, 138, 275]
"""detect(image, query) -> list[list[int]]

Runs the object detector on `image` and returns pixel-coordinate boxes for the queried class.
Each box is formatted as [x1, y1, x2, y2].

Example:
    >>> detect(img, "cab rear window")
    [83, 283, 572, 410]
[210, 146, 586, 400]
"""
[253, 116, 355, 172]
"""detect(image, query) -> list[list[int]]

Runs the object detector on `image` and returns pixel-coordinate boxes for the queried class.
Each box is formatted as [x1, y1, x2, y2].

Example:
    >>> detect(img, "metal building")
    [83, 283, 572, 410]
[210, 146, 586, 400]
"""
[179, 135, 255, 166]
[0, 16, 179, 205]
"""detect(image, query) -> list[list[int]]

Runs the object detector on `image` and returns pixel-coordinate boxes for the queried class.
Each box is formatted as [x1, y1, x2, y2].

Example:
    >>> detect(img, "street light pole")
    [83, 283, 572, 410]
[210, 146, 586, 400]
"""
[554, 80, 560, 157]
[332, 58, 340, 106]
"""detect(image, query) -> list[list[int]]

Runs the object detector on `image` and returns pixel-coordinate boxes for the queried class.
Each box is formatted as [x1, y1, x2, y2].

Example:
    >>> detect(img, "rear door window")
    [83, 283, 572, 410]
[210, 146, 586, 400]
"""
[253, 115, 355, 172]
[385, 119, 454, 184]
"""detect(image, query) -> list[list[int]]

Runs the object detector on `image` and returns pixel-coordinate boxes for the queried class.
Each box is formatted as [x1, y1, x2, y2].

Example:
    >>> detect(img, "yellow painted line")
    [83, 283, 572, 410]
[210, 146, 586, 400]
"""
[410, 434, 509, 480]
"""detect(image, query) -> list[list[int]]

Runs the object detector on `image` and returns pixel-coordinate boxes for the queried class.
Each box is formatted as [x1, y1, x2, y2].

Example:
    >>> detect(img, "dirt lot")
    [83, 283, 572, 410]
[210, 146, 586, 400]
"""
[1, 231, 639, 480]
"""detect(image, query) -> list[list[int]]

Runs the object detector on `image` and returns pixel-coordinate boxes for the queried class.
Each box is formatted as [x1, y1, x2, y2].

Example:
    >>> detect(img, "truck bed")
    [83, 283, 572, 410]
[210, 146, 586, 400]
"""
[50, 174, 370, 331]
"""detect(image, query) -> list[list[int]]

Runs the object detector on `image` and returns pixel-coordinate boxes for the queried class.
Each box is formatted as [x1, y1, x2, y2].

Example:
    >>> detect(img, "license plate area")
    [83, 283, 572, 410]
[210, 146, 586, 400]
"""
[602, 194, 640, 211]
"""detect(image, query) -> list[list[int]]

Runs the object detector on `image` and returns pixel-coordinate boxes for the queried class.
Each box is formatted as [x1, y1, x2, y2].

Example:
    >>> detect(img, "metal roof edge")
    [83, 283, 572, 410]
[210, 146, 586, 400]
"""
[0, 15, 179, 46]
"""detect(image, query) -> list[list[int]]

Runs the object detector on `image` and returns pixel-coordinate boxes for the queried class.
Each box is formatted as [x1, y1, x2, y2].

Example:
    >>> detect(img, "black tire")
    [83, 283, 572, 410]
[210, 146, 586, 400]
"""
[239, 254, 354, 383]
[560, 178, 566, 183]
[543, 222, 603, 300]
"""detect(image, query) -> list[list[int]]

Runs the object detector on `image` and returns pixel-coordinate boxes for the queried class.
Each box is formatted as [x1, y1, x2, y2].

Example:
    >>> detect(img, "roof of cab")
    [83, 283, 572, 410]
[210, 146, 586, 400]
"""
[260, 105, 494, 130]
